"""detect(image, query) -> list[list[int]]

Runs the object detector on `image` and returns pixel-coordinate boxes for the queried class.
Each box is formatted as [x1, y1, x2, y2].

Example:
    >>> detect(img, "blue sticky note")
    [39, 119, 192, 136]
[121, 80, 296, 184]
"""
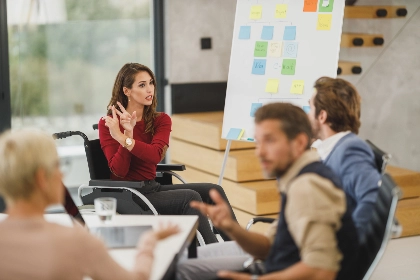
[283, 26, 296, 40]
[261, 26, 274, 40]
[252, 59, 266, 75]
[239, 26, 251, 39]
[302, 106, 311, 113]
[283, 42, 298, 58]
[226, 128, 244, 140]
[250, 103, 263, 117]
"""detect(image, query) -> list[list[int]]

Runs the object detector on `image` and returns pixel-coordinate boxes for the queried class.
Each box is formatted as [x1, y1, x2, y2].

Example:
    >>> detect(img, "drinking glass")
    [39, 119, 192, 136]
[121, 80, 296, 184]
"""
[94, 197, 117, 222]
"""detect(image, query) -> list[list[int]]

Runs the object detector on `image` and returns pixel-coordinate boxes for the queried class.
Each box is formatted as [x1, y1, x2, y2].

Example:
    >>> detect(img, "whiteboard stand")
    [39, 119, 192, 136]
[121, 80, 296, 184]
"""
[218, 140, 232, 186]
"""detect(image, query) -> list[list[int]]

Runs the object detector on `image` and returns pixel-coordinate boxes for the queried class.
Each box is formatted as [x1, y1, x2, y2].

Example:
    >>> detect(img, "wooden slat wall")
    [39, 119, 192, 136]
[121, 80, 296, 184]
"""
[171, 138, 264, 182]
[344, 6, 407, 19]
[171, 112, 255, 151]
[387, 166, 420, 199]
[338, 61, 362, 75]
[341, 33, 385, 47]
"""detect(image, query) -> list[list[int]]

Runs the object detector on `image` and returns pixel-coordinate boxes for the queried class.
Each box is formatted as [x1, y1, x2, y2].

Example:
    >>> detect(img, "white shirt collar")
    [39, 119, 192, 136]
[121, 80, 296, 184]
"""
[314, 131, 351, 160]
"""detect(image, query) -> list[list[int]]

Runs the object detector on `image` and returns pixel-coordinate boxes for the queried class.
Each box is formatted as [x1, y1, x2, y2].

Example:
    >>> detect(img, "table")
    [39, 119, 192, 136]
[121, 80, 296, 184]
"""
[0, 213, 198, 280]
[83, 214, 198, 280]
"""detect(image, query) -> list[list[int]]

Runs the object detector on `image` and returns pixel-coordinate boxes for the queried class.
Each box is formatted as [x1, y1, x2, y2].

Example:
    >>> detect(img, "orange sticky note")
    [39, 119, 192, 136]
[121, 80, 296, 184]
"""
[303, 0, 318, 12]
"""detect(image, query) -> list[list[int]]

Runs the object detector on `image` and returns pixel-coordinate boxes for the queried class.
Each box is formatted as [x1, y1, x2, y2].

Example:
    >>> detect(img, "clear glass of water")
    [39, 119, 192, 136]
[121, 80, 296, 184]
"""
[94, 197, 117, 222]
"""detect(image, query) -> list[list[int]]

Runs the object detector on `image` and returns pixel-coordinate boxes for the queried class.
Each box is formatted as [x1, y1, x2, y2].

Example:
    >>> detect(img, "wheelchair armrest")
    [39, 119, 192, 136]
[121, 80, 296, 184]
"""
[89, 179, 145, 189]
[246, 217, 276, 231]
[79, 184, 158, 215]
[157, 164, 186, 172]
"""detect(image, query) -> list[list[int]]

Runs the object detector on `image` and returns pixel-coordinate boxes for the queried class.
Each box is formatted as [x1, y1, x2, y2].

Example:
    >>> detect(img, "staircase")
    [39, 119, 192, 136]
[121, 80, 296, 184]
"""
[338, 4, 408, 76]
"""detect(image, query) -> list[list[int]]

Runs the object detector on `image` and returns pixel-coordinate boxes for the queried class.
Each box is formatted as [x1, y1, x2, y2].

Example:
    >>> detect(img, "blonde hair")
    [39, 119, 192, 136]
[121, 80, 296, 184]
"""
[0, 129, 58, 200]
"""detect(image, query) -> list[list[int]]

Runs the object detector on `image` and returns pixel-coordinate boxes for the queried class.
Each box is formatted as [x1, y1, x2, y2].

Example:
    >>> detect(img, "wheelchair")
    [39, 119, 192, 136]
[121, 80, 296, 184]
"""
[53, 128, 207, 246]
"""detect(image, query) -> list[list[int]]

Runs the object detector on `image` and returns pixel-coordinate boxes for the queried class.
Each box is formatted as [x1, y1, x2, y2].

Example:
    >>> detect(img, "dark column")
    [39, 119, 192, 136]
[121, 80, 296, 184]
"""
[153, 0, 166, 113]
[0, 0, 11, 133]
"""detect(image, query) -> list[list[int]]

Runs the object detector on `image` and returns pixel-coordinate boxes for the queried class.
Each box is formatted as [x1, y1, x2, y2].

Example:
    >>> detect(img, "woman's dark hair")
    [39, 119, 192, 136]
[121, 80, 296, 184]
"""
[255, 103, 312, 149]
[313, 76, 361, 134]
[107, 63, 159, 135]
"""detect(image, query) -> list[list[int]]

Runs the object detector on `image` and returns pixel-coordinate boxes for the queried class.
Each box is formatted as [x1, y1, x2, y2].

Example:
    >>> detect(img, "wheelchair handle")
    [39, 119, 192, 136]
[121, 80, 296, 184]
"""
[52, 131, 89, 143]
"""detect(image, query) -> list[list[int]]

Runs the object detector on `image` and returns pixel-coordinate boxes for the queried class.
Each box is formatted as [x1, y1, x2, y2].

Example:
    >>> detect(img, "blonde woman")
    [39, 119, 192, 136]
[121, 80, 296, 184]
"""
[0, 129, 177, 280]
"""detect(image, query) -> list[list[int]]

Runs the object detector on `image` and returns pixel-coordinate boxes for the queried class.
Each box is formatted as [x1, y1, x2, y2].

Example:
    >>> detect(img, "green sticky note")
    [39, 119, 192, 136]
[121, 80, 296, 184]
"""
[254, 41, 268, 57]
[319, 0, 334, 12]
[281, 59, 296, 75]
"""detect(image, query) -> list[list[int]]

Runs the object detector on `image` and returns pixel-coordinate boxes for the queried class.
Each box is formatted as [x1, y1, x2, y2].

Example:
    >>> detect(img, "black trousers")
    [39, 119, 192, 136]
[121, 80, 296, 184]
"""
[132, 182, 237, 244]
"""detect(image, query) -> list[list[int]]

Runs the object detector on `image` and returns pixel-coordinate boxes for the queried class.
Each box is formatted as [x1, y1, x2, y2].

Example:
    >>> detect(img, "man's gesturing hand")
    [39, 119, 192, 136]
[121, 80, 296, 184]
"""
[190, 189, 236, 233]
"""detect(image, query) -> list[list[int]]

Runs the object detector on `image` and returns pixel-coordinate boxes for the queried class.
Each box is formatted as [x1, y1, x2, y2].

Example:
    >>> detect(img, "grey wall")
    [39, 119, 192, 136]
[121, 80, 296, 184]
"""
[166, 0, 237, 83]
[165, 0, 420, 171]
[341, 0, 420, 171]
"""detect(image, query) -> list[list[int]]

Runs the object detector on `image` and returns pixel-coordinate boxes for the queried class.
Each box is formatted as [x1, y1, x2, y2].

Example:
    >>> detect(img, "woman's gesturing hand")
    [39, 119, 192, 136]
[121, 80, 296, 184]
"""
[154, 223, 180, 241]
[103, 105, 122, 141]
[115, 101, 136, 133]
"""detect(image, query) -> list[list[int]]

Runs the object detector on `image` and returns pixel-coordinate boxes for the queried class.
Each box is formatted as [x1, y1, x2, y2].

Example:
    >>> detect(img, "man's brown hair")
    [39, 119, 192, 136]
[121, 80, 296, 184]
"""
[255, 103, 312, 149]
[313, 77, 361, 134]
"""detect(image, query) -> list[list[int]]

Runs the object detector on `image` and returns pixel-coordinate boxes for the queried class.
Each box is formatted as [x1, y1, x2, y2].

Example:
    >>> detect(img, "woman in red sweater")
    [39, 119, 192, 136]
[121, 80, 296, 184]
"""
[99, 63, 237, 244]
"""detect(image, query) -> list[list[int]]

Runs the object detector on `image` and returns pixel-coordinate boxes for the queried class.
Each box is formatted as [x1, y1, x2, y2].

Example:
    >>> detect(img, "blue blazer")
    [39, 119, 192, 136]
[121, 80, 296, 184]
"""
[324, 133, 381, 244]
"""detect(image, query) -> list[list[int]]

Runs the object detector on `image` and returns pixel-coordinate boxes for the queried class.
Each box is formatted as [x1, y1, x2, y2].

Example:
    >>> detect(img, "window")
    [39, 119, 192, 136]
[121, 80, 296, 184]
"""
[7, 0, 154, 145]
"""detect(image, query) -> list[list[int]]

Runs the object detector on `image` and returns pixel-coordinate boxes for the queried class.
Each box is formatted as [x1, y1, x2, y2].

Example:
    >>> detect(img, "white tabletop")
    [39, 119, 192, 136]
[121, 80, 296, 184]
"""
[85, 214, 198, 280]
[0, 213, 198, 280]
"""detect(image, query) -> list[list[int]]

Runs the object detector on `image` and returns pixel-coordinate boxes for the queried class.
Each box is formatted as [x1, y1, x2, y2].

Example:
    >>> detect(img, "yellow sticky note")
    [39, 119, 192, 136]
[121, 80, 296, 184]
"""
[275, 4, 288, 18]
[317, 14, 332, 31]
[237, 129, 245, 140]
[250, 5, 262, 20]
[291, 80, 305, 94]
[265, 79, 279, 93]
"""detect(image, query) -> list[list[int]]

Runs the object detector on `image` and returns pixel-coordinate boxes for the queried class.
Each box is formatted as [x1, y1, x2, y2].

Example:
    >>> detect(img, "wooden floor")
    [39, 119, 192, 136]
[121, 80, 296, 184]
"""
[371, 235, 420, 280]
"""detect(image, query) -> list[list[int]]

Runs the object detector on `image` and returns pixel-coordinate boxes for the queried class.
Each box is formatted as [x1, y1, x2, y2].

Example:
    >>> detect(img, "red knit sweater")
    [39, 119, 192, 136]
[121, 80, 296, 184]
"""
[98, 113, 171, 181]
